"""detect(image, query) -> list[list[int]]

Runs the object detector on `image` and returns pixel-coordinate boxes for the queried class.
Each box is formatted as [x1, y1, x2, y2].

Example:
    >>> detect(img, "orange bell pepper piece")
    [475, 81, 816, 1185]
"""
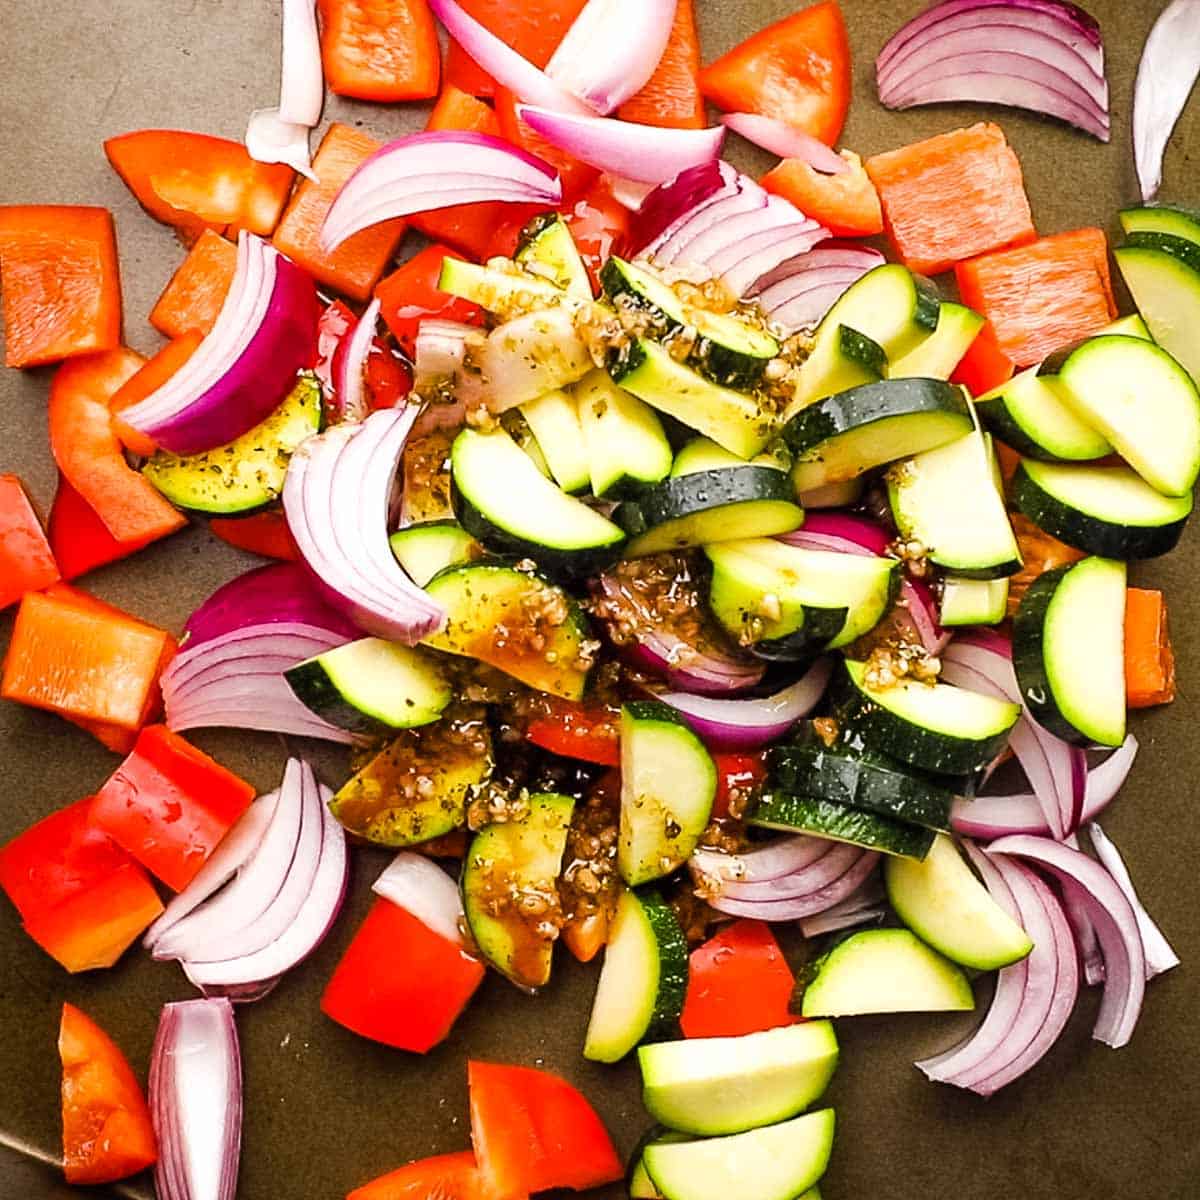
[149, 228, 237, 339]
[0, 474, 60, 609]
[347, 1150, 483, 1200]
[952, 318, 1016, 397]
[762, 151, 883, 238]
[1125, 588, 1175, 708]
[0, 205, 121, 368]
[619, 0, 705, 129]
[495, 85, 599, 202]
[1006, 513, 1085, 617]
[109, 331, 204, 457]
[318, 0, 440, 101]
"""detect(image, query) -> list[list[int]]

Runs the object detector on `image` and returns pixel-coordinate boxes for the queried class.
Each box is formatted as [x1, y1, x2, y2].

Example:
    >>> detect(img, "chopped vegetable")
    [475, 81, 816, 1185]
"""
[865, 122, 1036, 276]
[91, 724, 255, 892]
[209, 509, 301, 561]
[149, 228, 237, 339]
[0, 474, 59, 609]
[1125, 588, 1176, 708]
[59, 1003, 157, 1184]
[377, 243, 484, 355]
[0, 205, 121, 368]
[322, 897, 485, 1051]
[347, 1150, 483, 1200]
[317, 0, 440, 101]
[699, 1, 852, 145]
[526, 698, 621, 765]
[618, 0, 706, 129]
[104, 130, 294, 241]
[951, 319, 1016, 397]
[680, 920, 798, 1039]
[955, 227, 1118, 367]
[762, 151, 883, 237]
[493, 87, 600, 201]
[273, 122, 408, 302]
[1007, 512, 1085, 614]
[110, 332, 203, 458]
[0, 796, 163, 972]
[47, 475, 159, 582]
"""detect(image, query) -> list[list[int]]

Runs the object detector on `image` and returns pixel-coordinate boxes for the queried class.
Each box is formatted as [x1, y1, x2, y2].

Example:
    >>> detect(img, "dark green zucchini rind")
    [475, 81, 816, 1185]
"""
[640, 890, 691, 1043]
[750, 606, 850, 664]
[750, 792, 937, 859]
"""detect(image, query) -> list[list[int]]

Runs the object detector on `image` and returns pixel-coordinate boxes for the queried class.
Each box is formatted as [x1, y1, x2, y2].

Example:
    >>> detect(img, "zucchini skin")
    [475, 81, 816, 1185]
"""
[751, 605, 849, 664]
[975, 394, 1071, 462]
[614, 467, 794, 537]
[639, 889, 690, 1043]
[1011, 463, 1190, 559]
[750, 793, 936, 859]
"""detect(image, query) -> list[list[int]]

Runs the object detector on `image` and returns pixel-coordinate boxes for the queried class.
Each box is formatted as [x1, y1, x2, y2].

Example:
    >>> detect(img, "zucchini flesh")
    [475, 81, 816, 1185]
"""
[574, 368, 673, 498]
[889, 302, 984, 380]
[671, 436, 789, 477]
[518, 388, 590, 493]
[751, 793, 936, 859]
[1119, 202, 1200, 246]
[437, 256, 565, 317]
[479, 308, 594, 409]
[515, 213, 592, 298]
[1114, 244, 1200, 390]
[939, 577, 1009, 627]
[975, 368, 1111, 462]
[389, 521, 482, 587]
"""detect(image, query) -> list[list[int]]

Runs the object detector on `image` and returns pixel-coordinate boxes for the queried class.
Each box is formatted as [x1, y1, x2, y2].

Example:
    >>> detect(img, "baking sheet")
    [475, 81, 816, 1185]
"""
[0, 2, 1197, 1197]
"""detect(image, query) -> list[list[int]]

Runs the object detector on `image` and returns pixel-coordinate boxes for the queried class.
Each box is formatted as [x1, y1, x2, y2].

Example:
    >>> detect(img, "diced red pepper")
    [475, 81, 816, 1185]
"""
[468, 1060, 623, 1198]
[955, 228, 1118, 368]
[0, 797, 163, 973]
[91, 725, 255, 892]
[0, 474, 60, 609]
[494, 86, 600, 203]
[865, 122, 1036, 277]
[322, 898, 485, 1052]
[209, 509, 302, 562]
[711, 751, 768, 820]
[951, 318, 1016, 397]
[110, 331, 204, 457]
[376, 244, 485, 357]
[527, 699, 621, 766]
[149, 228, 237, 339]
[317, 0, 440, 102]
[1126, 588, 1176, 709]
[0, 205, 122, 369]
[315, 299, 357, 393]
[273, 123, 407, 302]
[619, 0, 705, 129]
[680, 919, 798, 1039]
[364, 342, 412, 410]
[443, 0, 588, 97]
[59, 1003, 158, 1184]
[48, 475, 157, 582]
[104, 130, 294, 242]
[347, 1150, 483, 1200]
[761, 152, 883, 238]
[699, 2, 851, 145]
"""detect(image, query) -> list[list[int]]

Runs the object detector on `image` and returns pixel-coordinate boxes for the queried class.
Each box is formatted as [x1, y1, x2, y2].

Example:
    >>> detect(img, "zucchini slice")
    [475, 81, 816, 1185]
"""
[602, 256, 780, 389]
[790, 263, 940, 414]
[671, 436, 788, 477]
[330, 720, 492, 847]
[792, 323, 887, 404]
[836, 659, 1020, 775]
[800, 929, 974, 1017]
[461, 792, 574, 991]
[975, 368, 1112, 462]
[886, 834, 1033, 971]
[888, 429, 1022, 580]
[451, 427, 625, 573]
[610, 338, 776, 459]
[888, 302, 984, 381]
[638, 1022, 839, 1137]
[643, 1110, 835, 1200]
[401, 428, 456, 524]
[1114, 243, 1200, 389]
[1057, 334, 1200, 497]
[619, 702, 716, 886]
[423, 563, 595, 699]
[515, 212, 591, 298]
[706, 539, 898, 655]
[584, 888, 688, 1064]
[751, 793, 936, 859]
[437, 256, 565, 317]
[389, 521, 482, 587]
[629, 1131, 690, 1200]
[518, 388, 590, 494]
[784, 378, 972, 494]
[615, 468, 803, 558]
[143, 373, 321, 514]
[939, 576, 1009, 627]
[285, 638, 451, 733]
[1119, 202, 1200, 246]
[1012, 459, 1192, 559]
[574, 368, 673, 499]
[1012, 555, 1126, 748]
[478, 308, 594, 409]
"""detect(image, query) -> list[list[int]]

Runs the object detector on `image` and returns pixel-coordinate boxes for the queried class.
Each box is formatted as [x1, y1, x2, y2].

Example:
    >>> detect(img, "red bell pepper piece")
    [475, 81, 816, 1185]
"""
[495, 86, 600, 203]
[680, 919, 798, 1039]
[468, 1060, 623, 1198]
[48, 475, 158, 582]
[376, 244, 484, 357]
[526, 699, 621, 766]
[619, 0, 705, 129]
[318, 0, 440, 101]
[318, 298, 413, 413]
[274, 123, 407, 303]
[363, 342, 412, 410]
[59, 1003, 158, 1184]
[711, 751, 768, 820]
[322, 898, 485, 1052]
[347, 1150, 483, 1200]
[91, 725, 255, 892]
[444, 0, 588, 97]
[149, 228, 237, 339]
[0, 474, 60, 609]
[865, 122, 1036, 277]
[209, 509, 302, 562]
[0, 797, 163, 973]
[2, 585, 176, 733]
[0, 205, 122, 369]
[110, 331, 204, 457]
[315, 299, 356, 393]
[762, 152, 883, 238]
[951, 319, 1016, 397]
[104, 130, 294, 242]
[955, 227, 1118, 368]
[699, 2, 851, 145]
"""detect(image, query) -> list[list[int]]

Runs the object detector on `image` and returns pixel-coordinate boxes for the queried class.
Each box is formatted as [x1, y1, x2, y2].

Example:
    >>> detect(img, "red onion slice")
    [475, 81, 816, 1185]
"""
[630, 161, 736, 253]
[150, 998, 242, 1200]
[332, 298, 382, 423]
[749, 243, 886, 331]
[900, 578, 951, 656]
[653, 658, 833, 749]
[545, 0, 677, 114]
[321, 132, 563, 252]
[721, 113, 849, 174]
[284, 406, 446, 641]
[245, 110, 318, 181]
[1134, 0, 1200, 200]
[663, 187, 771, 266]
[144, 793, 279, 950]
[798, 874, 888, 937]
[717, 222, 830, 299]
[707, 850, 881, 921]
[691, 835, 834, 885]
[166, 625, 344, 691]
[988, 835, 1146, 1048]
[1088, 823, 1180, 980]
[373, 852, 467, 947]
[749, 243, 887, 297]
[716, 841, 866, 901]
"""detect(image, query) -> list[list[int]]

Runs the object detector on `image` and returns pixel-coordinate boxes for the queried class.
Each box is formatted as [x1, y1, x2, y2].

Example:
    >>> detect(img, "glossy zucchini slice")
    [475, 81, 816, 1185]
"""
[889, 302, 984, 381]
[518, 388, 590, 493]
[389, 521, 482, 587]
[574, 368, 673, 499]
[975, 368, 1112, 462]
[437, 256, 565, 317]
[751, 793, 936, 859]
[1114, 243, 1200, 389]
[939, 577, 1009, 627]
[515, 212, 591, 298]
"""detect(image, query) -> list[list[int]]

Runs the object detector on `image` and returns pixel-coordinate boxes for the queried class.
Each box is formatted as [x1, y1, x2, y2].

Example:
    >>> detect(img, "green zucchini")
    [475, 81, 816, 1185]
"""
[437, 256, 565, 317]
[518, 388, 590, 493]
[574, 368, 673, 498]
[888, 302, 984, 381]
[389, 521, 482, 587]
[975, 368, 1112, 462]
[1119, 202, 1200, 246]
[751, 793, 936, 859]
[479, 308, 594, 409]
[671, 437, 788, 476]
[515, 212, 591, 298]
[939, 577, 1009, 627]
[1114, 243, 1200, 389]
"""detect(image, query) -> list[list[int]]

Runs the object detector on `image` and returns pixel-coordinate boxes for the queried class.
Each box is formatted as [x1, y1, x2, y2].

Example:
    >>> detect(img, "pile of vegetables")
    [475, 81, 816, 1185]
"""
[0, 0, 1196, 1198]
